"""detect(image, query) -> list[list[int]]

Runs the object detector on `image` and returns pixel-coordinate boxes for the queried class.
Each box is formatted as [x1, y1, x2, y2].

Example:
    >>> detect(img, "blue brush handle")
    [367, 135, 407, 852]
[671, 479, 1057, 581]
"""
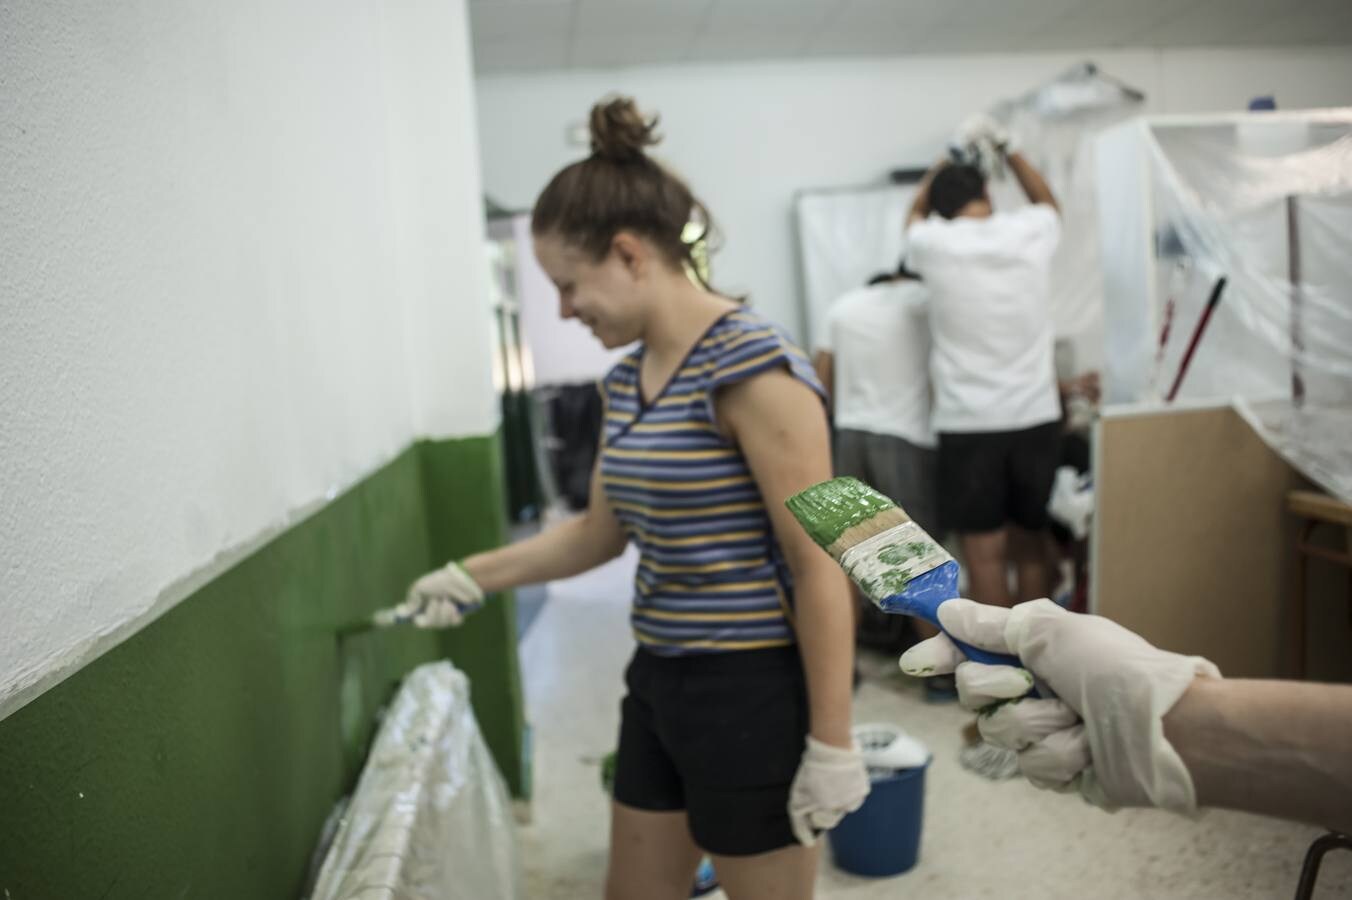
[889, 591, 1024, 669]
[877, 560, 1042, 695]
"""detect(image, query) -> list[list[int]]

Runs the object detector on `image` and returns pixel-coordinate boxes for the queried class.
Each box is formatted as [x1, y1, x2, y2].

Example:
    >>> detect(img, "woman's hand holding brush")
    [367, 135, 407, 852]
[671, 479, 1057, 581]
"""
[375, 561, 485, 628]
[900, 598, 1220, 815]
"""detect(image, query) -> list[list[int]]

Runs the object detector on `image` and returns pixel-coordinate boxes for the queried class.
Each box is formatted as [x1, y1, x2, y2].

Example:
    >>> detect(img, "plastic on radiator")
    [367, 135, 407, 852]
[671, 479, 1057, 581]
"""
[309, 661, 521, 900]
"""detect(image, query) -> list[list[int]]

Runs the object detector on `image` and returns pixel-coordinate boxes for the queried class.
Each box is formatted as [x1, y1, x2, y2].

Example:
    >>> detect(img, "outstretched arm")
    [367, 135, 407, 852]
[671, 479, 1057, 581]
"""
[900, 598, 1352, 833]
[907, 159, 950, 227]
[463, 451, 628, 592]
[1007, 151, 1059, 213]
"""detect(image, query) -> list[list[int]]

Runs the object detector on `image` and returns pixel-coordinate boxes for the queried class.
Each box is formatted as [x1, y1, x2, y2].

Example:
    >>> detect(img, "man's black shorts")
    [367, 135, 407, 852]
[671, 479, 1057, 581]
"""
[938, 420, 1061, 533]
[612, 645, 807, 857]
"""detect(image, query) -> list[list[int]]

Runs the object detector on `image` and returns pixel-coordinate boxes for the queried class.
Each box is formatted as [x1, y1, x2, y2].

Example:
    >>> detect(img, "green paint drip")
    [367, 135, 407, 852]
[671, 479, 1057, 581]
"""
[859, 540, 937, 597]
[785, 476, 896, 549]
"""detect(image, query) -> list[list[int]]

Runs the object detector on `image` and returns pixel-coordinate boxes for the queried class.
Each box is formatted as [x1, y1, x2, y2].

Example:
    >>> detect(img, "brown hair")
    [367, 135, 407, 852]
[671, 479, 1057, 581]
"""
[531, 95, 718, 290]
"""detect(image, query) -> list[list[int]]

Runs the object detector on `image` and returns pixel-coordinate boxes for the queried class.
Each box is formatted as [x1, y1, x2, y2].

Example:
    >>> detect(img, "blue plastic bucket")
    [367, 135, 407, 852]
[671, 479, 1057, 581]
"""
[828, 761, 929, 877]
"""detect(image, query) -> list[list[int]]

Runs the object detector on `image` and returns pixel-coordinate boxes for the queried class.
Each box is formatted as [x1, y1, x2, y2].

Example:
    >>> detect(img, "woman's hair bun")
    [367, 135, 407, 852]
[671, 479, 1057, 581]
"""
[589, 95, 660, 163]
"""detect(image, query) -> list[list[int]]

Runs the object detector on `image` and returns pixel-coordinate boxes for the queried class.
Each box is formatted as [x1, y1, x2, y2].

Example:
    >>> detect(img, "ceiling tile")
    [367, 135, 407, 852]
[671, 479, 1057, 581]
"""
[688, 29, 813, 60]
[916, 27, 1042, 53]
[470, 2, 574, 40]
[469, 0, 1352, 72]
[1016, 29, 1129, 51]
[1026, 0, 1181, 46]
[574, 0, 710, 37]
[570, 30, 695, 67]
[1257, 0, 1352, 44]
[474, 36, 571, 73]
[1130, 0, 1289, 47]
[801, 27, 928, 56]
[830, 0, 952, 32]
[928, 0, 1087, 48]
[943, 0, 1086, 29]
[702, 0, 843, 31]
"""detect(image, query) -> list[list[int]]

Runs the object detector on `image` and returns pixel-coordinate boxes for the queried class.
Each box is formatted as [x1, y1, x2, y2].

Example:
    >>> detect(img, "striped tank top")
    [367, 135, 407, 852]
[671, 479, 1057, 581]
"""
[598, 308, 826, 656]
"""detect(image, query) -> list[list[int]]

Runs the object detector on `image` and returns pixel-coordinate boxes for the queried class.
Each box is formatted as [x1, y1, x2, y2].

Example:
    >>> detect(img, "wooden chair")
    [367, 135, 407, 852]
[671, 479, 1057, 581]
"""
[1287, 490, 1352, 679]
[1293, 832, 1352, 900]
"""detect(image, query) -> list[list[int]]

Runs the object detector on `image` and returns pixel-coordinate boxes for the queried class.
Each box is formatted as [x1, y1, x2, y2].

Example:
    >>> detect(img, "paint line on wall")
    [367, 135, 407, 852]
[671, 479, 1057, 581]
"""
[0, 440, 424, 725]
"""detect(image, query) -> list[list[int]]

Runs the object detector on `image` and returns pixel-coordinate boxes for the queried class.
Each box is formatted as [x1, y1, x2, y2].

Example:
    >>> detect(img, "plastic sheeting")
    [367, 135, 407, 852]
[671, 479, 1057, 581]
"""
[988, 63, 1145, 373]
[795, 184, 915, 350]
[309, 662, 522, 900]
[1096, 110, 1352, 504]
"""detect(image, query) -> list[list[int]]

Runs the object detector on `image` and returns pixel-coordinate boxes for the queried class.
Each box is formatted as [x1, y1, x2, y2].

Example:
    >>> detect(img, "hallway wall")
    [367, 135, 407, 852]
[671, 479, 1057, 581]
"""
[0, 0, 525, 895]
[1, 0, 497, 720]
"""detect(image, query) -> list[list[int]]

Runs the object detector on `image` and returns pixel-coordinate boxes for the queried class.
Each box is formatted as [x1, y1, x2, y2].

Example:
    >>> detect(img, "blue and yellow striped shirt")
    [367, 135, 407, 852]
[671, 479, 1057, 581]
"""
[599, 309, 826, 655]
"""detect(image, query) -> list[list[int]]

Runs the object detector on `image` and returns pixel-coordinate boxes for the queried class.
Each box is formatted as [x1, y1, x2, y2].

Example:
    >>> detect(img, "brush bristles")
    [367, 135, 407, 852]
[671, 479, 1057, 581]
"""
[786, 476, 904, 551]
[824, 507, 911, 561]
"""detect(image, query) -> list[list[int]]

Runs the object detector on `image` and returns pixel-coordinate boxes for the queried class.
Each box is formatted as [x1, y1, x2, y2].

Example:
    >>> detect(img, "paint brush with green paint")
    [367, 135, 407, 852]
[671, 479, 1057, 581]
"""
[333, 608, 407, 639]
[786, 476, 1024, 671]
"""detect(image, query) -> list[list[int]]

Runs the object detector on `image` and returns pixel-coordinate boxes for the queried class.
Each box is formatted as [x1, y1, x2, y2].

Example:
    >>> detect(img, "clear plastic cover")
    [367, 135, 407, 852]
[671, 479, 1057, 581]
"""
[309, 661, 522, 900]
[989, 63, 1146, 375]
[1098, 110, 1352, 503]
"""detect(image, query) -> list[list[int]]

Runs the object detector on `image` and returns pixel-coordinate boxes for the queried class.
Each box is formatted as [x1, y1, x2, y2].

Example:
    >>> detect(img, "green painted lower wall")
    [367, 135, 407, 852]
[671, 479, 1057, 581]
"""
[420, 438, 529, 801]
[0, 434, 527, 899]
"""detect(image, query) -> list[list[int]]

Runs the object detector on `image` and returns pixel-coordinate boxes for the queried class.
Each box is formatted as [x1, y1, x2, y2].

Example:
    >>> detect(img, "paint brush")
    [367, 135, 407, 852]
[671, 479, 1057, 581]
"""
[785, 476, 1025, 672]
[334, 608, 405, 639]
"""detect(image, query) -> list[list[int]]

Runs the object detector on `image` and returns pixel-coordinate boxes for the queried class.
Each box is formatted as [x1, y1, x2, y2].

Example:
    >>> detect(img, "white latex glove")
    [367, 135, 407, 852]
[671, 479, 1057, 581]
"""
[953, 112, 1014, 154]
[899, 598, 1220, 813]
[788, 737, 871, 845]
[376, 561, 485, 628]
[1047, 466, 1094, 540]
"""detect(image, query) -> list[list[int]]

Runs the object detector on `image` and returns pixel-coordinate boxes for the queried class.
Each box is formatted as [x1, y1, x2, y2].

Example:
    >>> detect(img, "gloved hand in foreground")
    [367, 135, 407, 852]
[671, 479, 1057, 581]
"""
[899, 598, 1221, 813]
[376, 561, 486, 628]
[788, 737, 871, 845]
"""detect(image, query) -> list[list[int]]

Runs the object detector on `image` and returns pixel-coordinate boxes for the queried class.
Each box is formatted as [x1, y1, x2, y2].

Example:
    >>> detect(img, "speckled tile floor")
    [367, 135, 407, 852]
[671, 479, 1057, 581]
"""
[516, 548, 1352, 899]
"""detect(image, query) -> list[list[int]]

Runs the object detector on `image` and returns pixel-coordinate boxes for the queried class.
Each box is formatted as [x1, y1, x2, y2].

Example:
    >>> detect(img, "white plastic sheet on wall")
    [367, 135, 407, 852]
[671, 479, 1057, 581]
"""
[1097, 110, 1352, 503]
[794, 185, 915, 350]
[309, 662, 521, 900]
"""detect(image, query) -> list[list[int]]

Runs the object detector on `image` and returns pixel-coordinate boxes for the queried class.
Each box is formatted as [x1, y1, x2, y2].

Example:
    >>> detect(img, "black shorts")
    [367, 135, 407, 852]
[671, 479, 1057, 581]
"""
[613, 646, 807, 857]
[938, 421, 1061, 534]
[833, 428, 940, 537]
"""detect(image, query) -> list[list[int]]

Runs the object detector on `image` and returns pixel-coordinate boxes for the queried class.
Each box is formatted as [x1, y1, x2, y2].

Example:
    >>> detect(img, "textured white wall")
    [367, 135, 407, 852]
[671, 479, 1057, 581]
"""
[0, 0, 495, 716]
[476, 45, 1352, 341]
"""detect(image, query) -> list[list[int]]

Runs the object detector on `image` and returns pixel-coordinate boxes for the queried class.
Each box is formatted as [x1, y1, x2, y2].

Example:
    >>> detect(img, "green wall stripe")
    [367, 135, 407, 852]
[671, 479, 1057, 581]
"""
[420, 437, 528, 800]
[0, 434, 528, 899]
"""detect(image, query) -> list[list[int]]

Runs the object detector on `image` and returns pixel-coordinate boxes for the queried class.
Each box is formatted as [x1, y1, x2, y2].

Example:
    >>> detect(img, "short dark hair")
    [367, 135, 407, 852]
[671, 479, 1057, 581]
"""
[928, 164, 987, 219]
[865, 263, 922, 287]
[895, 261, 922, 281]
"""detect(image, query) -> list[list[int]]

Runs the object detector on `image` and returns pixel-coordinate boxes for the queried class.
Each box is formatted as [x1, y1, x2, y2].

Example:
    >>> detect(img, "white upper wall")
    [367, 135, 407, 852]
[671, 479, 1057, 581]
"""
[476, 45, 1352, 342]
[0, 0, 495, 717]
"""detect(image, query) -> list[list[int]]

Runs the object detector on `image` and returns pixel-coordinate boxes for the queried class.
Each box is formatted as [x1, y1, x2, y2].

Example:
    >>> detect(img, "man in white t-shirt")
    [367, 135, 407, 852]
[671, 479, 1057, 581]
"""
[813, 266, 937, 535]
[905, 144, 1062, 610]
[814, 266, 944, 670]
